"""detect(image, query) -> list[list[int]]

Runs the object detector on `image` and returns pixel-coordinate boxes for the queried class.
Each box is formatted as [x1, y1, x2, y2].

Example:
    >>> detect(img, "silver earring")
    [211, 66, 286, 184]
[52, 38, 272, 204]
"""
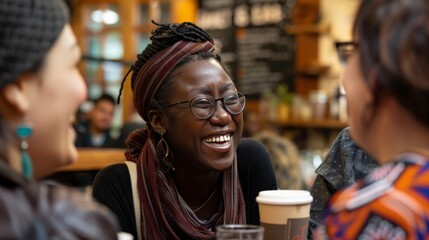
[156, 133, 175, 171]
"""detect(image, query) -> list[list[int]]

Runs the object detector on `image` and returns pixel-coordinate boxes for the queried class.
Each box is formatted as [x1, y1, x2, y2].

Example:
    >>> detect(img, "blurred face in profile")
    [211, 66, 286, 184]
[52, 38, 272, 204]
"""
[341, 51, 374, 153]
[25, 24, 87, 178]
[90, 99, 115, 132]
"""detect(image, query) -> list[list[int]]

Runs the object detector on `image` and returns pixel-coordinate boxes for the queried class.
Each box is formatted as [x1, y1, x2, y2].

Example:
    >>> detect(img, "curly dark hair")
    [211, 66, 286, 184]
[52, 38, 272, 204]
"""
[354, 0, 429, 127]
[94, 93, 115, 106]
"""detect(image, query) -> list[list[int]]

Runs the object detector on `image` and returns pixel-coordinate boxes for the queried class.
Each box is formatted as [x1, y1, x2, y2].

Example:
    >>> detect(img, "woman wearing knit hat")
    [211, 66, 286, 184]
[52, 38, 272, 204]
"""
[92, 21, 278, 240]
[0, 0, 119, 238]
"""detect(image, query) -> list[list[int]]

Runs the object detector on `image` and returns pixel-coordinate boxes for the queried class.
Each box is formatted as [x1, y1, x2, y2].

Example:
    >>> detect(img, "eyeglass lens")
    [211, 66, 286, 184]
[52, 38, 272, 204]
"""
[337, 43, 355, 65]
[191, 92, 246, 119]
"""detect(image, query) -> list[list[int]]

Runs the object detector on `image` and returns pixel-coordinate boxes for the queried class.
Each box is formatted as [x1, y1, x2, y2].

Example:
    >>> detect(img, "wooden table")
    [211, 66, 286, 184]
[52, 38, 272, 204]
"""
[58, 148, 126, 172]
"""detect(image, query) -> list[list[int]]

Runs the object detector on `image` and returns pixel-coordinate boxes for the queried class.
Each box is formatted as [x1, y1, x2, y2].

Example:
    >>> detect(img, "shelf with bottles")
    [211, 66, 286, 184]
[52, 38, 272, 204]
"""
[265, 89, 348, 130]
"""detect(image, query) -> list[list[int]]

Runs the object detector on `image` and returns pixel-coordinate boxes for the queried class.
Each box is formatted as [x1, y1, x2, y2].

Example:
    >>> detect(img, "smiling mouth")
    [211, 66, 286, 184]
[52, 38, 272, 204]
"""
[203, 133, 232, 145]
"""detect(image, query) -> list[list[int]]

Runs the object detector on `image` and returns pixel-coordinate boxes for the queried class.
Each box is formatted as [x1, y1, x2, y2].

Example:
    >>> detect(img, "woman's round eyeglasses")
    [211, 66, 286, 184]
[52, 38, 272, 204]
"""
[165, 92, 246, 120]
[335, 41, 358, 65]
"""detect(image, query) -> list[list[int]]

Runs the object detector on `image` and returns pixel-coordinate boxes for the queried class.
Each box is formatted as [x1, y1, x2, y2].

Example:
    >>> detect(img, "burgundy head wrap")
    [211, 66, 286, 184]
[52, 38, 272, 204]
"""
[125, 40, 246, 239]
[133, 40, 215, 122]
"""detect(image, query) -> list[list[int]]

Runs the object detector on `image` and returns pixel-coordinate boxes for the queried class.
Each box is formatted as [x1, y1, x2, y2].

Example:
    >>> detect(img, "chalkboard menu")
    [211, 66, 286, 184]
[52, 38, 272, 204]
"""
[198, 0, 296, 98]
[197, 0, 238, 83]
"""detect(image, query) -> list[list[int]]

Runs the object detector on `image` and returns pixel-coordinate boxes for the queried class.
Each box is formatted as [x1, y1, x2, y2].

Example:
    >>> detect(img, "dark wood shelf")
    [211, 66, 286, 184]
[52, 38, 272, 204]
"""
[285, 23, 330, 35]
[276, 119, 348, 129]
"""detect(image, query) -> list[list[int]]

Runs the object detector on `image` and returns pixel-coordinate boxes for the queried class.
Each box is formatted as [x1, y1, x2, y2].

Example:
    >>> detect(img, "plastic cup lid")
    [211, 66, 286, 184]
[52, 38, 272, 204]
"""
[256, 190, 313, 205]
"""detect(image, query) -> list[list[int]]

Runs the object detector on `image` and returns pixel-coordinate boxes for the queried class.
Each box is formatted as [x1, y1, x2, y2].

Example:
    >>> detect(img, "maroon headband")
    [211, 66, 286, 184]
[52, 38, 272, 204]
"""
[133, 40, 215, 122]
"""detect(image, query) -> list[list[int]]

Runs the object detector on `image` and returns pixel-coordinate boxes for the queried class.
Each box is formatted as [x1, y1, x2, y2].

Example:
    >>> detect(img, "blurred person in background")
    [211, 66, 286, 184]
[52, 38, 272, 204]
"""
[0, 0, 119, 238]
[75, 92, 116, 148]
[316, 0, 429, 238]
[243, 109, 305, 190]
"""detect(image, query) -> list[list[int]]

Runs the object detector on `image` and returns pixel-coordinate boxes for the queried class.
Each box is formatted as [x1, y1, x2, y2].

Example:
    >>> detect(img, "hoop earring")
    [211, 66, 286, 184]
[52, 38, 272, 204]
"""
[16, 123, 33, 178]
[156, 133, 175, 172]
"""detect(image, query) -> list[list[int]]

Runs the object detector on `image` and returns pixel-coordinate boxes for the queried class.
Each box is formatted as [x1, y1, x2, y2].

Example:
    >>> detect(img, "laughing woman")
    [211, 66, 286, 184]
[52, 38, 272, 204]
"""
[92, 21, 277, 239]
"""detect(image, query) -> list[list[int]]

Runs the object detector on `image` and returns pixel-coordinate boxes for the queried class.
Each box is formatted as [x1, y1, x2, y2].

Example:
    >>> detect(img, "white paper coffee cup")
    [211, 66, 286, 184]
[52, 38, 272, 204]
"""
[117, 232, 134, 240]
[256, 190, 313, 240]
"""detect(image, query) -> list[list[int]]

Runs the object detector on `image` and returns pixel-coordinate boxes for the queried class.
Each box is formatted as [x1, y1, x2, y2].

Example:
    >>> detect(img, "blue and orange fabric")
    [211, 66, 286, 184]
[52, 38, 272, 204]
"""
[323, 152, 429, 239]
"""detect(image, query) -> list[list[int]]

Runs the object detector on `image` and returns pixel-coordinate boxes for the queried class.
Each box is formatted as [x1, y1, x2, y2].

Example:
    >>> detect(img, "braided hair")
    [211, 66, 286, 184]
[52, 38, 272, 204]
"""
[118, 21, 222, 104]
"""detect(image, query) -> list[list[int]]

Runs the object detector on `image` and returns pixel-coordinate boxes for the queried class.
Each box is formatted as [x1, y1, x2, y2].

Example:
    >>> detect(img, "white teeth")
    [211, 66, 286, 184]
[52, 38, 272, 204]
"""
[204, 134, 231, 143]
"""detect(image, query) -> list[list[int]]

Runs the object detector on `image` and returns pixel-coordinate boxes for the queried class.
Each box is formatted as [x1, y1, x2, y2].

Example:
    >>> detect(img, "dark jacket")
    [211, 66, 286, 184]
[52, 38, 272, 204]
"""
[0, 159, 119, 239]
[307, 127, 378, 239]
[74, 120, 115, 148]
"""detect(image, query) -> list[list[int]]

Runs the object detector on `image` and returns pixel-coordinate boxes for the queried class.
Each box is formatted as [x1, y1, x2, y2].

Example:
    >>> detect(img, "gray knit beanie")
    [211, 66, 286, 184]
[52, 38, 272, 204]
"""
[0, 0, 69, 89]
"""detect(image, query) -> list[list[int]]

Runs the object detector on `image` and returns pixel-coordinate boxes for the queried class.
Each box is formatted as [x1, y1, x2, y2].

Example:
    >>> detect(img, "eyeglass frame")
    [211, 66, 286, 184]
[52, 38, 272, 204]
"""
[335, 41, 358, 65]
[164, 92, 247, 120]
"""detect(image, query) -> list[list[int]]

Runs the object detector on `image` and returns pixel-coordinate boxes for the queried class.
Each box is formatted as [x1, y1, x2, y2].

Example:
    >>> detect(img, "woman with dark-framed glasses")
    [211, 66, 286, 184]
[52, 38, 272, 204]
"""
[314, 0, 429, 239]
[92, 21, 277, 240]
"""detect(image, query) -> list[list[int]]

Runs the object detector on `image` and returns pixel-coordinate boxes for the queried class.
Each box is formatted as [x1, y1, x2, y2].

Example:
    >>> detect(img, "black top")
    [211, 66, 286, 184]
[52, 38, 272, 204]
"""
[93, 138, 278, 238]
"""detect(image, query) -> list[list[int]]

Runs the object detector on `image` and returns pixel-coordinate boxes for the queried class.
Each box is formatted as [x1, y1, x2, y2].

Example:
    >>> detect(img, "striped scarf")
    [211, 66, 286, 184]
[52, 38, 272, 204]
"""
[126, 40, 246, 239]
